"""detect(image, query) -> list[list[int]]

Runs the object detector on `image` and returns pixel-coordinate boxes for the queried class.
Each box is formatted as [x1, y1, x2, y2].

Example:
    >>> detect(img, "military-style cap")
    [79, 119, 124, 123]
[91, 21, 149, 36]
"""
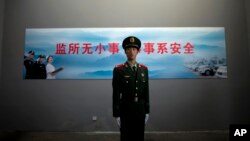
[38, 54, 45, 58]
[28, 50, 35, 55]
[122, 36, 141, 50]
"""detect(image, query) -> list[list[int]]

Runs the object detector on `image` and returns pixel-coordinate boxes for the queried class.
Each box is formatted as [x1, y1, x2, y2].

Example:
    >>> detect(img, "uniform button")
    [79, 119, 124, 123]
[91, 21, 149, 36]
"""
[135, 93, 138, 96]
[136, 87, 138, 89]
[136, 80, 138, 83]
[126, 81, 128, 83]
[134, 97, 138, 102]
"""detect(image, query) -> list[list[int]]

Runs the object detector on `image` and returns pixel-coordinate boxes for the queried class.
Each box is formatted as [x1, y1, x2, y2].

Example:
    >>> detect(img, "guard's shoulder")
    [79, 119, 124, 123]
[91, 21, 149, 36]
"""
[139, 64, 148, 69]
[115, 64, 125, 69]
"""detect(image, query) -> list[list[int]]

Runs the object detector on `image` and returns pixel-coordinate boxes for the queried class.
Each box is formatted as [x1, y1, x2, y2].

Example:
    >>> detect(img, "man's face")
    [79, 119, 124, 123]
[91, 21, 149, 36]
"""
[29, 54, 34, 59]
[125, 47, 139, 60]
[39, 58, 45, 64]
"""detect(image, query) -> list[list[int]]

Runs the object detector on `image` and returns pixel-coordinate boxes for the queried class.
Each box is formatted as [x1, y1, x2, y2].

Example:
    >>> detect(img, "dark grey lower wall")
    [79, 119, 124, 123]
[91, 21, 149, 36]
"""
[246, 0, 250, 58]
[1, 0, 250, 132]
[0, 0, 4, 90]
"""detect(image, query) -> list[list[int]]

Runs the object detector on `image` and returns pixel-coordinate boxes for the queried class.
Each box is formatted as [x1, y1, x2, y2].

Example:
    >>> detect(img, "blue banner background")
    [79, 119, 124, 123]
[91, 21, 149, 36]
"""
[23, 27, 227, 79]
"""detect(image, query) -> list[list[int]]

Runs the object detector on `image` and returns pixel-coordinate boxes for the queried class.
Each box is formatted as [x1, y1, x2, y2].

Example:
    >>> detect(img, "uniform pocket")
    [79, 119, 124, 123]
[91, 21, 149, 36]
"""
[122, 78, 130, 85]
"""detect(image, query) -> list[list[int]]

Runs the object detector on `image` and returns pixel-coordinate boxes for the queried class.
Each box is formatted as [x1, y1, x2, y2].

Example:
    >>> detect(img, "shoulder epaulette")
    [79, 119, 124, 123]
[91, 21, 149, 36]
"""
[139, 64, 148, 69]
[115, 64, 125, 68]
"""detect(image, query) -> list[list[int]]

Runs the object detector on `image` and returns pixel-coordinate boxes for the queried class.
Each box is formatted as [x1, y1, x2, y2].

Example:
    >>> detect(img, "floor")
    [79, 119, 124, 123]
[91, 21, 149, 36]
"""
[0, 131, 229, 141]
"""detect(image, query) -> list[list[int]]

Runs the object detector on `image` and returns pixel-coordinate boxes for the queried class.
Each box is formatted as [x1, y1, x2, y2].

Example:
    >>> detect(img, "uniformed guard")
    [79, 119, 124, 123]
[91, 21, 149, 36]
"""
[32, 54, 47, 79]
[113, 36, 150, 141]
[24, 50, 35, 79]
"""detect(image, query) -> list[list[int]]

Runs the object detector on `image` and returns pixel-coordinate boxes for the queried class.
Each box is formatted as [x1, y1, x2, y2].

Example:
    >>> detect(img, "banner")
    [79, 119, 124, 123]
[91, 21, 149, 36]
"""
[23, 27, 227, 79]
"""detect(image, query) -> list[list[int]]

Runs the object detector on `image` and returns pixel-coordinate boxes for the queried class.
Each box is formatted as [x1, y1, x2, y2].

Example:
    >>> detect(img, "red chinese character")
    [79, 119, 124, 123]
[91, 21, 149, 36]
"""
[108, 42, 119, 54]
[82, 43, 93, 54]
[143, 42, 155, 54]
[95, 43, 106, 54]
[170, 42, 181, 54]
[55, 43, 67, 54]
[68, 43, 80, 54]
[183, 42, 194, 54]
[157, 43, 168, 54]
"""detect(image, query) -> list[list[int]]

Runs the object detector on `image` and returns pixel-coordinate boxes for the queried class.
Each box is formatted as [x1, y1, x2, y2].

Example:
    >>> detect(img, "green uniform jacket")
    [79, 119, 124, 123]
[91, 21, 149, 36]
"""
[112, 62, 150, 118]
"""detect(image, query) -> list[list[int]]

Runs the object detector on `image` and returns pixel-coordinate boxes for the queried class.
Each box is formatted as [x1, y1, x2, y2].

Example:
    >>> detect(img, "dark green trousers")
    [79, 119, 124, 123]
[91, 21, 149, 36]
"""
[120, 102, 145, 141]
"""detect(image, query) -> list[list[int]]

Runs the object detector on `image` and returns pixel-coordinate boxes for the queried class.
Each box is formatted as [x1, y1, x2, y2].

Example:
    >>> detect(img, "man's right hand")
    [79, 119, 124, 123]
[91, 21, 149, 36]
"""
[116, 117, 121, 128]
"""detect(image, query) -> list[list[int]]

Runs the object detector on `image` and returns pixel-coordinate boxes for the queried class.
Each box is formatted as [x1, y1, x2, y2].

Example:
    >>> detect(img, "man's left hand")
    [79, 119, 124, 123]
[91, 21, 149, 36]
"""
[145, 114, 149, 124]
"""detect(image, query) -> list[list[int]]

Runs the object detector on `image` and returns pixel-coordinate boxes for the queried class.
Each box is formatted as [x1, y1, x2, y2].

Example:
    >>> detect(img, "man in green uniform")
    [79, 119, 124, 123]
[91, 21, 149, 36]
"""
[24, 50, 35, 79]
[112, 36, 150, 141]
